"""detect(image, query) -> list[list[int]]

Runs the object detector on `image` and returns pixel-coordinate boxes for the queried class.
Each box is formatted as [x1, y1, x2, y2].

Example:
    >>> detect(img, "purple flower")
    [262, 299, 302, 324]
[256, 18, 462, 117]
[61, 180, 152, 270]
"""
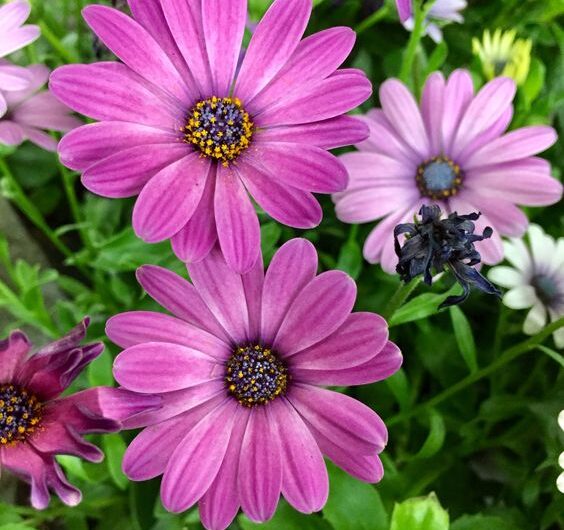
[333, 70, 562, 273]
[105, 238, 402, 529]
[0, 63, 81, 151]
[0, 320, 152, 509]
[395, 0, 466, 43]
[50, 0, 372, 274]
[0, 0, 40, 110]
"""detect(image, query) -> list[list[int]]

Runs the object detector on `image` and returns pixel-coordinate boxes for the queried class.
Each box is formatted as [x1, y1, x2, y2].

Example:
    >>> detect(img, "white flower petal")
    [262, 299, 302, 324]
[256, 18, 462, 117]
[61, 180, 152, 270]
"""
[548, 308, 564, 350]
[503, 238, 532, 273]
[503, 285, 536, 309]
[488, 266, 524, 288]
[558, 411, 564, 432]
[528, 224, 556, 269]
[523, 302, 546, 335]
[558, 471, 564, 494]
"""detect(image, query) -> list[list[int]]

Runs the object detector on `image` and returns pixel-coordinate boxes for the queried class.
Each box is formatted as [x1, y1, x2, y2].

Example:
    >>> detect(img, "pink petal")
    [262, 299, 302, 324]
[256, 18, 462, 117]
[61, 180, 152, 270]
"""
[242, 252, 265, 344]
[0, 330, 30, 383]
[132, 153, 210, 243]
[421, 72, 445, 155]
[0, 26, 39, 57]
[395, 0, 412, 22]
[0, 0, 32, 33]
[441, 69, 474, 154]
[0, 120, 25, 145]
[0, 63, 32, 91]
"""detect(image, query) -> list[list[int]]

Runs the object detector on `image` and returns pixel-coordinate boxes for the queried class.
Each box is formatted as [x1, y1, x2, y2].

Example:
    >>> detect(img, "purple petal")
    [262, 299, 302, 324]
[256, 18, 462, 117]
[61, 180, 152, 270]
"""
[161, 399, 238, 513]
[11, 91, 81, 131]
[235, 0, 311, 103]
[261, 238, 318, 345]
[0, 330, 29, 383]
[238, 407, 282, 522]
[132, 153, 210, 243]
[0, 63, 32, 91]
[113, 342, 220, 393]
[188, 246, 251, 344]
[274, 270, 356, 357]
[395, 0, 413, 22]
[294, 340, 403, 386]
[246, 142, 348, 193]
[441, 69, 475, 153]
[83, 6, 192, 104]
[0, 26, 40, 57]
[236, 158, 322, 229]
[59, 121, 177, 172]
[82, 143, 188, 198]
[290, 312, 388, 369]
[0, 120, 25, 145]
[136, 265, 230, 342]
[171, 166, 217, 263]
[379, 78, 430, 160]
[0, 0, 32, 32]
[202, 0, 246, 96]
[255, 70, 372, 127]
[421, 72, 445, 155]
[248, 27, 356, 114]
[242, 252, 264, 343]
[214, 164, 261, 274]
[258, 116, 369, 150]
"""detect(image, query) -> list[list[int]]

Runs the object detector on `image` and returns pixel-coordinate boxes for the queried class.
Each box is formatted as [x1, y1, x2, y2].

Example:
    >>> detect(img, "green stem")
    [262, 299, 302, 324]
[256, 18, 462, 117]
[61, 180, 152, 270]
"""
[383, 277, 422, 320]
[355, 5, 390, 35]
[399, 2, 429, 84]
[387, 317, 564, 426]
[38, 19, 80, 64]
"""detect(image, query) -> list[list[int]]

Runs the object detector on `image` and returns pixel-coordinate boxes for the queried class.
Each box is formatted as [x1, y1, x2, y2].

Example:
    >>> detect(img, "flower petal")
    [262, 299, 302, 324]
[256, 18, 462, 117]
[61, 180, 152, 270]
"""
[503, 285, 536, 309]
[487, 266, 524, 289]
[0, 330, 30, 383]
[441, 69, 474, 154]
[421, 72, 445, 154]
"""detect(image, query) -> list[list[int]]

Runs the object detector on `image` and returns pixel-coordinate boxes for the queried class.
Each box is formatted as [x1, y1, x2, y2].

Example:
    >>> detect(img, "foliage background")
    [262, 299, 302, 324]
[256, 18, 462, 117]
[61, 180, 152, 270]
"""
[0, 0, 563, 529]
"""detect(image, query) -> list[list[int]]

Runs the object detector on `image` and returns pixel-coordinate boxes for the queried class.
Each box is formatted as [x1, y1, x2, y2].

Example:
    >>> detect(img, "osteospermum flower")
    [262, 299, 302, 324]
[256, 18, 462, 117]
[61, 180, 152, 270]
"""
[0, 63, 80, 151]
[333, 69, 562, 273]
[488, 224, 564, 348]
[50, 0, 372, 274]
[395, 0, 466, 43]
[0, 0, 40, 113]
[0, 319, 151, 509]
[105, 238, 402, 530]
[473, 29, 532, 86]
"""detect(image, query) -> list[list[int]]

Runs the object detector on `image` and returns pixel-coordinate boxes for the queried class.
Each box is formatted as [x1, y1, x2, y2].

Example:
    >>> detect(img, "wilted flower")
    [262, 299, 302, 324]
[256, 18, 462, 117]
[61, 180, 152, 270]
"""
[333, 69, 561, 273]
[106, 238, 402, 530]
[395, 0, 466, 43]
[0, 63, 80, 151]
[488, 224, 564, 348]
[394, 204, 501, 307]
[51, 0, 371, 274]
[473, 29, 532, 85]
[0, 320, 152, 509]
[0, 0, 40, 112]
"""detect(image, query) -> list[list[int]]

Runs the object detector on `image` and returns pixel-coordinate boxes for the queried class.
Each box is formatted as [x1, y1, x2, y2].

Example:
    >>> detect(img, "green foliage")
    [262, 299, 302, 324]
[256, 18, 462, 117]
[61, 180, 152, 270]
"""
[390, 493, 449, 530]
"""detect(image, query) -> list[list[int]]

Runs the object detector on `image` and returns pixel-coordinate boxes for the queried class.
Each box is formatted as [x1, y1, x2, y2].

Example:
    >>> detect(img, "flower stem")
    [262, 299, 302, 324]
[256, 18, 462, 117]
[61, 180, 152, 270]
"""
[355, 5, 390, 35]
[387, 317, 564, 426]
[383, 277, 422, 320]
[38, 19, 80, 64]
[399, 1, 430, 85]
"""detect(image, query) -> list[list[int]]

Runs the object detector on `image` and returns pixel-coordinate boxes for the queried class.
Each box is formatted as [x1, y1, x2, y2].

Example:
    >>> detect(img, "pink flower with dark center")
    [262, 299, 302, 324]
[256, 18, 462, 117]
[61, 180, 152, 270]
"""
[0, 319, 156, 509]
[0, 0, 40, 113]
[333, 70, 561, 273]
[0, 63, 81, 151]
[50, 0, 372, 274]
[105, 238, 402, 530]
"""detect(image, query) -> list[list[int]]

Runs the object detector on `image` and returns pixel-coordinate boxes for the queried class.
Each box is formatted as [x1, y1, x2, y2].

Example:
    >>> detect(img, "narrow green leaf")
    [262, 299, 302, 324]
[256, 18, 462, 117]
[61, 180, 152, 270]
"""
[390, 285, 459, 326]
[414, 410, 446, 460]
[103, 434, 129, 490]
[336, 238, 363, 280]
[449, 306, 478, 373]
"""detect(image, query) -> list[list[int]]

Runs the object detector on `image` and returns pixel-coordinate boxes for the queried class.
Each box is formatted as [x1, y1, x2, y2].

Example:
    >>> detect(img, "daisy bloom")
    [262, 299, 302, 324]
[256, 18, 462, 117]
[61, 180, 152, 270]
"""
[50, 0, 372, 274]
[0, 0, 40, 113]
[558, 410, 564, 494]
[0, 319, 153, 509]
[105, 238, 402, 530]
[395, 0, 466, 43]
[0, 63, 81, 151]
[333, 69, 562, 273]
[473, 29, 532, 86]
[488, 224, 564, 349]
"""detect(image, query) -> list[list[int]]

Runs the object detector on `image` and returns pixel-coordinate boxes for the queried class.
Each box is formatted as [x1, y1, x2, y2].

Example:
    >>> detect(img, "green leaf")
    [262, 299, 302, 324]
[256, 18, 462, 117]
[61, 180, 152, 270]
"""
[261, 222, 282, 256]
[390, 285, 459, 326]
[414, 410, 446, 459]
[88, 348, 114, 387]
[424, 41, 448, 76]
[390, 493, 449, 530]
[451, 514, 516, 530]
[521, 58, 546, 105]
[385, 369, 411, 411]
[0, 525, 38, 530]
[103, 434, 129, 490]
[239, 500, 331, 530]
[449, 306, 478, 373]
[336, 238, 363, 280]
[322, 462, 388, 530]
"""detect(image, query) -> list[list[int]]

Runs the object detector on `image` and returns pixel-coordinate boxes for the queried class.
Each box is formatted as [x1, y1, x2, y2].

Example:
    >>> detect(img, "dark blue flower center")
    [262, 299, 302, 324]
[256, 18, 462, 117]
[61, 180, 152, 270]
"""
[226, 345, 289, 407]
[416, 156, 463, 200]
[0, 384, 42, 446]
[183, 96, 254, 166]
[531, 274, 560, 306]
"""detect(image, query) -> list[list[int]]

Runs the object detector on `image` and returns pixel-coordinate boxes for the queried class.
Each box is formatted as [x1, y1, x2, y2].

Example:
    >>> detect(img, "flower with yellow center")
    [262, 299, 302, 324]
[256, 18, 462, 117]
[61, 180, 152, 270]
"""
[473, 29, 532, 85]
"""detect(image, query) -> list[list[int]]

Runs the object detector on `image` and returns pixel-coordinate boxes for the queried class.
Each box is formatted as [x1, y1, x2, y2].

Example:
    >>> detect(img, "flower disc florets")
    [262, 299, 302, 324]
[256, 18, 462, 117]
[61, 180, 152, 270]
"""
[0, 384, 42, 445]
[416, 155, 463, 200]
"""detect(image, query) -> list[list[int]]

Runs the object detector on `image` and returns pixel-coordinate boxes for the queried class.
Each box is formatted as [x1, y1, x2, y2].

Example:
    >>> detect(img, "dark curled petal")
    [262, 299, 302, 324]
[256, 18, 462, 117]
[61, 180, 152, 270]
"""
[394, 204, 502, 307]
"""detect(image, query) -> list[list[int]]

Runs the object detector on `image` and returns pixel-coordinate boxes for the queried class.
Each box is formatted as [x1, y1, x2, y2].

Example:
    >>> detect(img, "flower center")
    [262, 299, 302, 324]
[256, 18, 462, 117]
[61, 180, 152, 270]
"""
[531, 273, 560, 306]
[416, 156, 463, 200]
[183, 96, 254, 166]
[493, 59, 508, 76]
[226, 345, 289, 407]
[0, 384, 42, 446]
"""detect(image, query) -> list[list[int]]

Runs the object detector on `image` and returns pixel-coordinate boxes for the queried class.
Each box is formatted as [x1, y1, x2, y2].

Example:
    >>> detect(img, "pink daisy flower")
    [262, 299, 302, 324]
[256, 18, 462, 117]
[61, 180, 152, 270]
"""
[105, 238, 402, 530]
[0, 63, 81, 151]
[50, 0, 372, 274]
[0, 319, 154, 509]
[0, 0, 40, 112]
[333, 70, 562, 273]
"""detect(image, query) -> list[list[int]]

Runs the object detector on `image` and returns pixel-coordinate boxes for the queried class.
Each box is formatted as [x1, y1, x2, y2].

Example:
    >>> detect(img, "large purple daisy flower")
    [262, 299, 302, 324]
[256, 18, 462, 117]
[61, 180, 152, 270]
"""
[50, 0, 372, 273]
[0, 319, 154, 509]
[333, 69, 561, 273]
[105, 238, 402, 529]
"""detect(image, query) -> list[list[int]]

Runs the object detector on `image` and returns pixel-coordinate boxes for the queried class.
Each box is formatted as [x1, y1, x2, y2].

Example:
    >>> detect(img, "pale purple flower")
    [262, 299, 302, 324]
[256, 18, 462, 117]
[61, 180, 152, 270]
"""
[50, 0, 372, 274]
[395, 0, 466, 43]
[0, 63, 81, 151]
[0, 0, 40, 112]
[105, 238, 402, 530]
[333, 70, 561, 273]
[0, 320, 154, 509]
